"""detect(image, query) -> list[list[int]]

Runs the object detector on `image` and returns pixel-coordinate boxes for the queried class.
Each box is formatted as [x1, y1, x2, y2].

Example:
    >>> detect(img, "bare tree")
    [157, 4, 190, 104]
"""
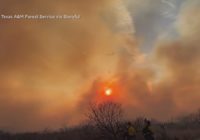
[87, 101, 124, 140]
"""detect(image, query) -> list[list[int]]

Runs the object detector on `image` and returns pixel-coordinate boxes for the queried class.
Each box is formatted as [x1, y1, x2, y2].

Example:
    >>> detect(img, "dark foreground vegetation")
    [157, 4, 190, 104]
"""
[1, 102, 200, 140]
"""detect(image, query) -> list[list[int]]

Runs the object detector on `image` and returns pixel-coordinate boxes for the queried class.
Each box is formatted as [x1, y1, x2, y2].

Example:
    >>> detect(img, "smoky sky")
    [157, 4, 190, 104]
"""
[0, 0, 199, 132]
[126, 0, 187, 52]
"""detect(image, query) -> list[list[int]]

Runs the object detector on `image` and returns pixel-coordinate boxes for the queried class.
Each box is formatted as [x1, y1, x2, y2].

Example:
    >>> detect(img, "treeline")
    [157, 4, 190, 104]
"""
[0, 102, 200, 140]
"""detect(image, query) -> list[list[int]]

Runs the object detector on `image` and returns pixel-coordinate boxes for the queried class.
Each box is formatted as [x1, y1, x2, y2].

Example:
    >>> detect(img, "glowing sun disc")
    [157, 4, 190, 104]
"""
[105, 88, 112, 96]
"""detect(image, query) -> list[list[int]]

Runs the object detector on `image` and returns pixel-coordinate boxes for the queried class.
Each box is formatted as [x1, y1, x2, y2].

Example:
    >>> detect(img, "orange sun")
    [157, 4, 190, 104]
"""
[105, 88, 112, 96]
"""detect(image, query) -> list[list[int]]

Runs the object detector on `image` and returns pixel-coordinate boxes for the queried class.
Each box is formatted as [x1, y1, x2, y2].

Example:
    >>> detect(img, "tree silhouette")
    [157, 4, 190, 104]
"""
[87, 102, 124, 140]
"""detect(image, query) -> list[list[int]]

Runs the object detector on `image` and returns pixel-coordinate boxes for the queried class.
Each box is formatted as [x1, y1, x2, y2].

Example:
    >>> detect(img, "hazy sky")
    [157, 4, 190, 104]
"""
[0, 0, 199, 132]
